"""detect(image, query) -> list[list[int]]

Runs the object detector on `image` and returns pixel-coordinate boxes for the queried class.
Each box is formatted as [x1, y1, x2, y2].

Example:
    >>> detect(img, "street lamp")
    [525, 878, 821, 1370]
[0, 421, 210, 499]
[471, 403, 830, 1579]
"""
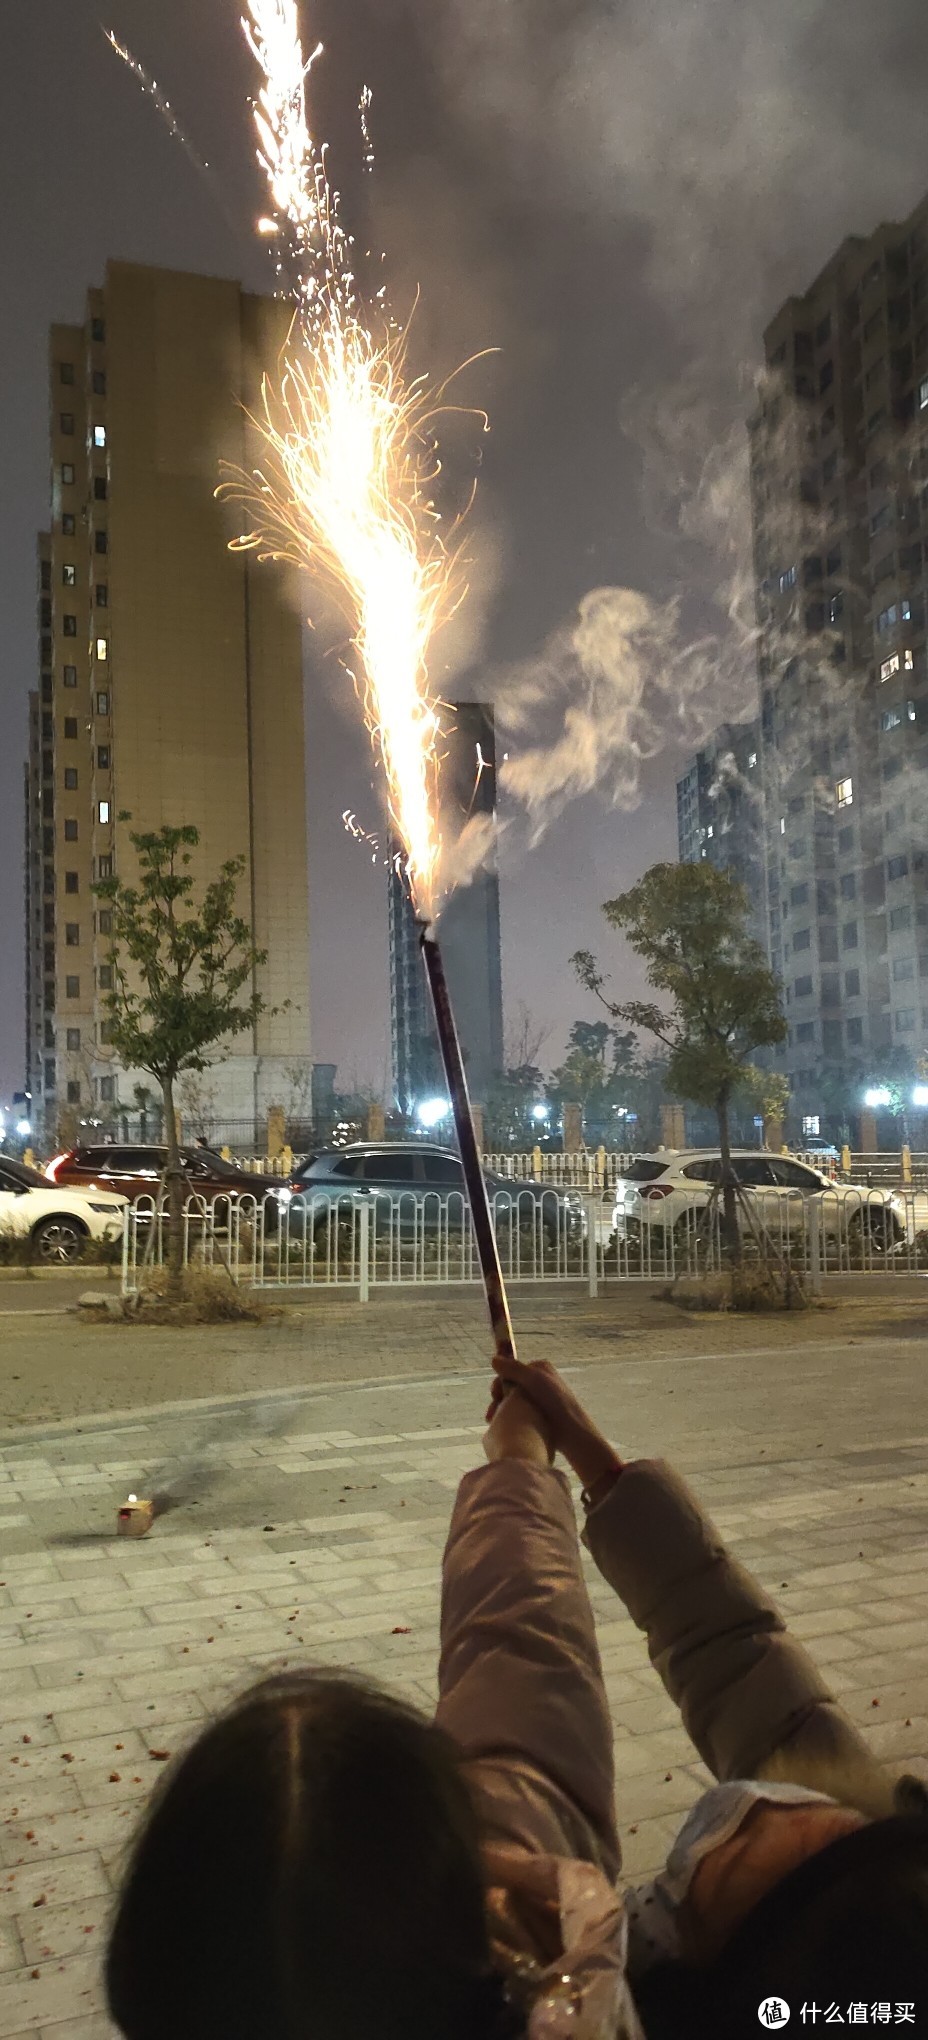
[531, 1103, 549, 1123]
[864, 1087, 891, 1109]
[417, 1097, 450, 1130]
[912, 1085, 928, 1109]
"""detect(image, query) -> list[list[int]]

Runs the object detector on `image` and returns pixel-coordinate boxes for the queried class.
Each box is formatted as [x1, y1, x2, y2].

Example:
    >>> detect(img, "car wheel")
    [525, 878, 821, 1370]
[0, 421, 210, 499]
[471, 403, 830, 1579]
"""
[32, 1216, 88, 1265]
[847, 1207, 897, 1255]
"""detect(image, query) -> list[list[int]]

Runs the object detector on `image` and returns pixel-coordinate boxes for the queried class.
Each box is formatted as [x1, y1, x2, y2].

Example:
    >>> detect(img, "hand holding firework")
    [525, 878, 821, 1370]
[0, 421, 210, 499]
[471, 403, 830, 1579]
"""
[487, 1358, 624, 1496]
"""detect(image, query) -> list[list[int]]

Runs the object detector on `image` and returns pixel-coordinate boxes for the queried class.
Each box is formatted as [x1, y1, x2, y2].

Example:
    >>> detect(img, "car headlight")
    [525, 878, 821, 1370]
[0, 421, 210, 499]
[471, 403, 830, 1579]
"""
[89, 1202, 121, 1214]
[275, 1187, 293, 1205]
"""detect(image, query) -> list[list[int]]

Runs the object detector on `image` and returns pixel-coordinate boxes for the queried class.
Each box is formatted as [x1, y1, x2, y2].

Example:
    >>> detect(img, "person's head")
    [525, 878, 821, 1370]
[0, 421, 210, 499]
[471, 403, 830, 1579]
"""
[106, 1671, 519, 2040]
[636, 1807, 928, 2037]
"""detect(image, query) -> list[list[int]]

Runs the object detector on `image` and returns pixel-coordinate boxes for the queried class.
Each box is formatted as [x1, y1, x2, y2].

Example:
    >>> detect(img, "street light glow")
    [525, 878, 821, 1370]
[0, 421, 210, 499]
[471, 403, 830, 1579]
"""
[417, 1097, 449, 1129]
[913, 1085, 928, 1108]
[15, 1119, 31, 1138]
[531, 1103, 549, 1122]
[864, 1087, 891, 1109]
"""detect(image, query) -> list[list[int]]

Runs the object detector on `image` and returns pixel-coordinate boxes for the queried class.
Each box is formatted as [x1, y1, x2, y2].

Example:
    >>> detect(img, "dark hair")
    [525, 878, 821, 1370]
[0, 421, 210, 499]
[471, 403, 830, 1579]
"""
[106, 1671, 522, 2040]
[635, 1814, 928, 2039]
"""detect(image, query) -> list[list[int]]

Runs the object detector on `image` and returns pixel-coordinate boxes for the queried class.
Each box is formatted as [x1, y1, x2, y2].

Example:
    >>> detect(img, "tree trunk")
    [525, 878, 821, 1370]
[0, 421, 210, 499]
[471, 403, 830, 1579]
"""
[162, 1073, 185, 1295]
[716, 1086, 741, 1263]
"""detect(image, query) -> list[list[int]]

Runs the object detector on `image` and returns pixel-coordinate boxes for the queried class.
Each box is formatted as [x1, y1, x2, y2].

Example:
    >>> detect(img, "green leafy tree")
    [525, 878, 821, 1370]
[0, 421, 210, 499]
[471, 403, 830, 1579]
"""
[94, 821, 272, 1284]
[574, 862, 786, 1254]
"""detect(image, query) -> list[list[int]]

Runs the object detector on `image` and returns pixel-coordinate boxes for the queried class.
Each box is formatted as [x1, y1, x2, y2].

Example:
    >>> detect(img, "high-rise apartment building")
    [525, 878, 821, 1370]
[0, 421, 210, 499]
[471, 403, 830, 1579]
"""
[677, 717, 764, 931]
[25, 262, 312, 1145]
[679, 194, 928, 1125]
[388, 701, 504, 1114]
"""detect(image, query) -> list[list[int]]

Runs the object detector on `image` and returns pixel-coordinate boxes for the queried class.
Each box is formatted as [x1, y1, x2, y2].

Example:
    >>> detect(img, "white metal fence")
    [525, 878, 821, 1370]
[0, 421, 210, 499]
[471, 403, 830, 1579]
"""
[120, 1182, 928, 1298]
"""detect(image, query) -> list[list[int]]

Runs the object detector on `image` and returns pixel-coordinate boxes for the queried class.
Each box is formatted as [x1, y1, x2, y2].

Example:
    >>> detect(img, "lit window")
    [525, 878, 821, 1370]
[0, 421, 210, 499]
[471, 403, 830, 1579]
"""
[904, 647, 914, 669]
[920, 376, 928, 410]
[902, 598, 912, 621]
[748, 751, 757, 768]
[881, 707, 902, 730]
[96, 638, 108, 661]
[907, 698, 917, 721]
[62, 563, 76, 587]
[778, 565, 798, 592]
[93, 425, 106, 449]
[707, 824, 714, 839]
[779, 816, 786, 835]
[835, 776, 853, 808]
[98, 800, 110, 825]
[881, 652, 900, 681]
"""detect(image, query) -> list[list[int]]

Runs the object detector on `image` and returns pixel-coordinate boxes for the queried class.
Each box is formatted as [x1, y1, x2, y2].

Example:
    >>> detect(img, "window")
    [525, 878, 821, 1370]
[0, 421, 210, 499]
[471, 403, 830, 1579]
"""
[892, 956, 915, 982]
[362, 1155, 417, 1183]
[96, 744, 110, 769]
[881, 706, 903, 730]
[829, 593, 843, 624]
[794, 975, 813, 998]
[95, 638, 108, 661]
[96, 691, 109, 715]
[61, 512, 75, 536]
[59, 361, 74, 385]
[44, 1058, 56, 1090]
[779, 565, 798, 592]
[903, 647, 914, 669]
[100, 1076, 116, 1103]
[91, 316, 105, 343]
[97, 853, 113, 878]
[847, 1016, 863, 1045]
[62, 613, 77, 637]
[98, 800, 110, 825]
[748, 750, 757, 768]
[92, 369, 106, 396]
[64, 767, 78, 790]
[870, 504, 892, 535]
[63, 664, 77, 687]
[66, 1027, 80, 1051]
[66, 1080, 80, 1104]
[793, 928, 811, 951]
[835, 776, 853, 808]
[895, 1008, 916, 1031]
[845, 969, 861, 998]
[94, 530, 108, 554]
[890, 905, 912, 932]
[63, 716, 77, 738]
[790, 882, 808, 907]
[61, 462, 75, 485]
[95, 584, 108, 608]
[93, 477, 107, 501]
[98, 909, 112, 936]
[779, 815, 786, 835]
[64, 872, 78, 894]
[43, 865, 54, 895]
[65, 974, 79, 998]
[98, 964, 113, 990]
[59, 412, 74, 436]
[796, 1021, 815, 1043]
[93, 425, 106, 449]
[920, 376, 928, 411]
[887, 854, 909, 879]
[64, 818, 77, 841]
[65, 923, 80, 946]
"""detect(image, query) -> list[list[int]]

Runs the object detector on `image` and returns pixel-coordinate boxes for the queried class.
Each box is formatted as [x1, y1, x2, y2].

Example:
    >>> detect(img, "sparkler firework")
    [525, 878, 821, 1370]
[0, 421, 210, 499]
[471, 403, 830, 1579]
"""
[228, 0, 515, 1357]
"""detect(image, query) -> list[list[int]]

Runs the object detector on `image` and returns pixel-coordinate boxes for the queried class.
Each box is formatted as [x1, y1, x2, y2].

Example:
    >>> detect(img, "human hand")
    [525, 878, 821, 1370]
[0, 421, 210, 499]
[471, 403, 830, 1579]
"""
[487, 1357, 622, 1493]
[483, 1386, 554, 1467]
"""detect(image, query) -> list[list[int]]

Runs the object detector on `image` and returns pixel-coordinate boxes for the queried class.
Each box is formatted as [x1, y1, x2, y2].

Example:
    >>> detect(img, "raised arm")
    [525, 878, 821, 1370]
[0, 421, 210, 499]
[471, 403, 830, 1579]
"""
[435, 1393, 620, 1880]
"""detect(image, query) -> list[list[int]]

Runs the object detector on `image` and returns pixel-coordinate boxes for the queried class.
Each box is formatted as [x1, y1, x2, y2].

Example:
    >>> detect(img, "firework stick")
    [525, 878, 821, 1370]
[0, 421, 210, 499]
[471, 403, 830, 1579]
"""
[419, 926, 517, 1365]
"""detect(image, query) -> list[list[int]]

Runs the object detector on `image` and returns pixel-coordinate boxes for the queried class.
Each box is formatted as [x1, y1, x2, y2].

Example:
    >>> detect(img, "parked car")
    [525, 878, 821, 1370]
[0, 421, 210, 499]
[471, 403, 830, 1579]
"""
[45, 1144, 288, 1228]
[0, 1152, 126, 1264]
[610, 1150, 907, 1252]
[287, 1143, 586, 1245]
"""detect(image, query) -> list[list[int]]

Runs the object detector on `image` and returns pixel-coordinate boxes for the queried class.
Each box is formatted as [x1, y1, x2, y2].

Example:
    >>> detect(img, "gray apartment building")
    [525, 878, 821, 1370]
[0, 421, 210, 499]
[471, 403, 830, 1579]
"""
[677, 717, 764, 937]
[679, 191, 928, 1126]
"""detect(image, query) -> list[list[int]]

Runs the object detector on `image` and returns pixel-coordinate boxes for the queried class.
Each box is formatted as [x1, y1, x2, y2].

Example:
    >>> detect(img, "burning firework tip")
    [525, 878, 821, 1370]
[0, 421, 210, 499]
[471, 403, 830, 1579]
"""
[118, 1496, 154, 1539]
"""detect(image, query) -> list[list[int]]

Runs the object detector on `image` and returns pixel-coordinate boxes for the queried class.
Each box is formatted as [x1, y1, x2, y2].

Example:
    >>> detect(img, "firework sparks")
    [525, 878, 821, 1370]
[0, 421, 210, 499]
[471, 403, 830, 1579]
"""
[221, 0, 467, 914]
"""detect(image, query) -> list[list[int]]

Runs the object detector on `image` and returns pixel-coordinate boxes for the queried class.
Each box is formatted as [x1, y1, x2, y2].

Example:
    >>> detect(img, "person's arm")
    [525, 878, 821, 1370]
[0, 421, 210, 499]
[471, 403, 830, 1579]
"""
[494, 1358, 891, 1814]
[435, 1392, 620, 1880]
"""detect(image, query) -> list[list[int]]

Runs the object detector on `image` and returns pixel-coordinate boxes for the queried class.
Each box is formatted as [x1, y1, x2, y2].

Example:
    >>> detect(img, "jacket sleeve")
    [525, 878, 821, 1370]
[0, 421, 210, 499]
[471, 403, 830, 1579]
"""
[583, 1459, 868, 1790]
[435, 1460, 619, 1879]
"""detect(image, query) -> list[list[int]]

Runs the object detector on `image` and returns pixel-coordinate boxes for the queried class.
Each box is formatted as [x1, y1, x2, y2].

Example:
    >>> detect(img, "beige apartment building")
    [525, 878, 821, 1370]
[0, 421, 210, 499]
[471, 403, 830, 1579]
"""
[25, 261, 311, 1147]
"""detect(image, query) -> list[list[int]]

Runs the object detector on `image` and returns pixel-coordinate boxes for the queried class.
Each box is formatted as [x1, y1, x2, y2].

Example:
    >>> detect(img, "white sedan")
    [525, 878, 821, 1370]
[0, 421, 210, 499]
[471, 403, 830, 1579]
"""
[0, 1153, 126, 1264]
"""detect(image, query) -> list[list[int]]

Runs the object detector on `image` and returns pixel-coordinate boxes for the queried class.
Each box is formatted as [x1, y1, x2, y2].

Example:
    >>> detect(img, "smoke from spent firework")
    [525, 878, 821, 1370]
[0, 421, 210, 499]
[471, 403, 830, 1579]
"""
[221, 0, 483, 919]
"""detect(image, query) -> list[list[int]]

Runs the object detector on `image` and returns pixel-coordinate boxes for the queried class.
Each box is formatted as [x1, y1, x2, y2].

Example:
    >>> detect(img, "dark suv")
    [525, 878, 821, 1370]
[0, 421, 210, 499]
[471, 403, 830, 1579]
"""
[47, 1144, 288, 1225]
[287, 1143, 585, 1243]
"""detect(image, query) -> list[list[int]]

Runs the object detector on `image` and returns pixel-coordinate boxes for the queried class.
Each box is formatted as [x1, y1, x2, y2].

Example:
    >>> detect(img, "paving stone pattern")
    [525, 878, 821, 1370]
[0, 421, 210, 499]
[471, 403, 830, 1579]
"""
[1, 1330, 927, 2038]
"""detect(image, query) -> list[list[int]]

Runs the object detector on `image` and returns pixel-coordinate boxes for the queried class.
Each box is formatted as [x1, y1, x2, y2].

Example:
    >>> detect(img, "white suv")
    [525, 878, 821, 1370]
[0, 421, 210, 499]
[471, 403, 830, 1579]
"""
[611, 1150, 908, 1252]
[0, 1154, 126, 1263]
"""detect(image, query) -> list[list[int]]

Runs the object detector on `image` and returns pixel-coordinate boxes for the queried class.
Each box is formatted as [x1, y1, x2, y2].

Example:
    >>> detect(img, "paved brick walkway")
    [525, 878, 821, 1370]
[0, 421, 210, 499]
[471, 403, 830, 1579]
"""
[2, 1327, 928, 2038]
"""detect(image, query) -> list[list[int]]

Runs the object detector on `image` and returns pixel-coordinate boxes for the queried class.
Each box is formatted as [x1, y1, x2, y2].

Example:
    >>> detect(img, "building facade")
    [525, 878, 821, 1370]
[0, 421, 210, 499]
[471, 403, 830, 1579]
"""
[25, 262, 312, 1146]
[676, 717, 764, 935]
[389, 701, 504, 1114]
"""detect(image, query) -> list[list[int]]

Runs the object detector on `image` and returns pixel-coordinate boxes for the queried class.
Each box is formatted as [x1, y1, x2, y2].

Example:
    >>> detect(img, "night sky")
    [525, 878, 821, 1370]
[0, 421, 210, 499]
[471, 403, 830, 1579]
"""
[2, 1, 926, 1103]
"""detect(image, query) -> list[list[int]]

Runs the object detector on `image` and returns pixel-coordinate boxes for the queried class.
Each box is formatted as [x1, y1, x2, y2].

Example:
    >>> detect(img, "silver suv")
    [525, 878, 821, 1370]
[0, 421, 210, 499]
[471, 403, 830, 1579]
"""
[611, 1150, 908, 1250]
